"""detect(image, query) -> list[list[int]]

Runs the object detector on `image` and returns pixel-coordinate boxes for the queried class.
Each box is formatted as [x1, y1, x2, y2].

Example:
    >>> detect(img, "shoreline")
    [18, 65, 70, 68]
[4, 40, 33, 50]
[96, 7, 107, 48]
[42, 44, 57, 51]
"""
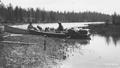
[1, 21, 104, 26]
[87, 24, 120, 37]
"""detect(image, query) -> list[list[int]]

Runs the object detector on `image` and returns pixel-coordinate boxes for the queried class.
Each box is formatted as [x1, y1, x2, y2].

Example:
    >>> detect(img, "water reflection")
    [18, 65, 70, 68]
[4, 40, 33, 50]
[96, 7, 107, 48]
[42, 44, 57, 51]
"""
[90, 31, 120, 46]
[112, 35, 120, 45]
[0, 35, 90, 68]
[61, 35, 120, 68]
[96, 34, 120, 46]
[88, 24, 120, 46]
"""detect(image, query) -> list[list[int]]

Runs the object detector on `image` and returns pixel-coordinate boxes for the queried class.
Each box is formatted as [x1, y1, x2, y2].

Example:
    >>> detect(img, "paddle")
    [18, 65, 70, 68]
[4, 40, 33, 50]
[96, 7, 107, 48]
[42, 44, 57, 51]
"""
[0, 41, 36, 45]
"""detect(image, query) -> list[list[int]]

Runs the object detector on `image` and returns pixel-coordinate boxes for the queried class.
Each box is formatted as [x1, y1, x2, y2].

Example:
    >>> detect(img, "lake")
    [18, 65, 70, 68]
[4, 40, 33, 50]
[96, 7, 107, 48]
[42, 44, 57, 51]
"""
[12, 22, 104, 29]
[61, 35, 120, 68]
[1, 22, 120, 68]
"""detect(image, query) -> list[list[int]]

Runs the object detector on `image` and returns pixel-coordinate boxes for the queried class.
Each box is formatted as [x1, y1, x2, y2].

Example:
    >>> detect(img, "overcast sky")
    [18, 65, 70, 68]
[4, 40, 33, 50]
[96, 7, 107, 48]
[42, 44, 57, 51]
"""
[2, 0, 120, 14]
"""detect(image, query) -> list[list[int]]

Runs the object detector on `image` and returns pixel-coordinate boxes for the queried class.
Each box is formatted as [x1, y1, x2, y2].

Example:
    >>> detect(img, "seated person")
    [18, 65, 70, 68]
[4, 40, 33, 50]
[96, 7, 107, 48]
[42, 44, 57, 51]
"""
[49, 28, 55, 32]
[37, 25, 42, 31]
[67, 28, 76, 34]
[45, 27, 49, 32]
[57, 22, 64, 32]
[27, 22, 37, 31]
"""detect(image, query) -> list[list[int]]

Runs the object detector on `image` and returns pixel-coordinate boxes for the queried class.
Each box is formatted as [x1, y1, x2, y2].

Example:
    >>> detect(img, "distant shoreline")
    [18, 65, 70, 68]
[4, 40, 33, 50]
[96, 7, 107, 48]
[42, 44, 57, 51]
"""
[2, 21, 105, 26]
[87, 24, 120, 37]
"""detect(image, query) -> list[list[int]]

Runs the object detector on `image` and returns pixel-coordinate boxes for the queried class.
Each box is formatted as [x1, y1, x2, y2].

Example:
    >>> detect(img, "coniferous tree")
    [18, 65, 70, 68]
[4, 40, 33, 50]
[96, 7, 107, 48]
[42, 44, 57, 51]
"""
[0, 3, 112, 24]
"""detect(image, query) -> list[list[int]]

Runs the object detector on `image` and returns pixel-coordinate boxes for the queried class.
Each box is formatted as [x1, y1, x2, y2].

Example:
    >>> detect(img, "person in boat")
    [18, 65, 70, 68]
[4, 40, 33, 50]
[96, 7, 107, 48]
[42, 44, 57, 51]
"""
[37, 25, 42, 31]
[78, 29, 88, 35]
[67, 28, 76, 34]
[49, 28, 55, 32]
[45, 27, 49, 32]
[57, 22, 64, 32]
[27, 22, 37, 31]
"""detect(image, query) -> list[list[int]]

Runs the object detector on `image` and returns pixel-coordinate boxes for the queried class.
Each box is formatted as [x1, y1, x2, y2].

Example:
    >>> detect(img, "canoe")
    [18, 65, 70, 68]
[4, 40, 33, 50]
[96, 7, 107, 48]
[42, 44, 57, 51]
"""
[29, 30, 67, 38]
[30, 30, 90, 39]
[4, 25, 67, 37]
[4, 25, 29, 34]
[4, 25, 90, 39]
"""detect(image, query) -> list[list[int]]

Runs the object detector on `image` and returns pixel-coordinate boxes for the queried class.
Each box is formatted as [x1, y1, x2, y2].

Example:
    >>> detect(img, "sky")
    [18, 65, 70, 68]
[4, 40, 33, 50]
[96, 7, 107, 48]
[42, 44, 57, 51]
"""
[1, 0, 120, 15]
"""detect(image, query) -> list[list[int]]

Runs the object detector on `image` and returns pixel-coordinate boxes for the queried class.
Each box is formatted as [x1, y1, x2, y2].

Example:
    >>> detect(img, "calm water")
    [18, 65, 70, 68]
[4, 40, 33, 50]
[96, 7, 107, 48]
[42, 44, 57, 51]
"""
[1, 22, 120, 68]
[61, 35, 120, 68]
[12, 22, 104, 29]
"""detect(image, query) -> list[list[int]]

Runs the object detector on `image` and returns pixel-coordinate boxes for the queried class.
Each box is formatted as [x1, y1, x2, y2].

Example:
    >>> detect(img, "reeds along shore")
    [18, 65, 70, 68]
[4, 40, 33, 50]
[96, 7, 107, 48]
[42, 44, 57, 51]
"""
[0, 33, 90, 68]
[0, 35, 66, 68]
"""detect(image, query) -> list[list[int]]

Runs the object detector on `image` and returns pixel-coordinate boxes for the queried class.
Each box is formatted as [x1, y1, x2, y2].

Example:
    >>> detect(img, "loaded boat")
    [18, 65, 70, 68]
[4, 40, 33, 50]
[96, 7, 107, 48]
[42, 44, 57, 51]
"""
[4, 25, 90, 39]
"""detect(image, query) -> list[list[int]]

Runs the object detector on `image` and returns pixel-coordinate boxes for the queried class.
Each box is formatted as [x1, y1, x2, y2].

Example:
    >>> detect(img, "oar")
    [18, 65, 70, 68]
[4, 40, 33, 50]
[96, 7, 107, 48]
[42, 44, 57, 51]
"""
[0, 41, 36, 45]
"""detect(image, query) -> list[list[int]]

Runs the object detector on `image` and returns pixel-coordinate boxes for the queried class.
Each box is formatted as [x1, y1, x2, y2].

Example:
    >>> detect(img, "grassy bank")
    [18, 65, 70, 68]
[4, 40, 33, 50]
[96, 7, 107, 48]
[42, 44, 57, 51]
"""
[0, 35, 67, 68]
[0, 34, 89, 68]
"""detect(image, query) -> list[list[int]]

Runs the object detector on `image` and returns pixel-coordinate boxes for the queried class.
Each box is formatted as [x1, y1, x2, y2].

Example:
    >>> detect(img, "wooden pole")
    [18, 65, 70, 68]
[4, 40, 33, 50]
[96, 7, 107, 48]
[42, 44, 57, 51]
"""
[0, 23, 4, 41]
[43, 35, 47, 51]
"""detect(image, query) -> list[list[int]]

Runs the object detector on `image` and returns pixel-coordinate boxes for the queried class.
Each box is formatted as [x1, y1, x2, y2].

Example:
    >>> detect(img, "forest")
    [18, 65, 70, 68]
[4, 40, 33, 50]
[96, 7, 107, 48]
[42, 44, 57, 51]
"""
[112, 13, 120, 25]
[0, 3, 115, 24]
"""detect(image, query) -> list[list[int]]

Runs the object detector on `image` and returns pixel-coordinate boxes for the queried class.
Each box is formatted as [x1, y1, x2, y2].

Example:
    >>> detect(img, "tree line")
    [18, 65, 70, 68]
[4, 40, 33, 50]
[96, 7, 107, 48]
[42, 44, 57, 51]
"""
[112, 13, 120, 25]
[0, 3, 112, 24]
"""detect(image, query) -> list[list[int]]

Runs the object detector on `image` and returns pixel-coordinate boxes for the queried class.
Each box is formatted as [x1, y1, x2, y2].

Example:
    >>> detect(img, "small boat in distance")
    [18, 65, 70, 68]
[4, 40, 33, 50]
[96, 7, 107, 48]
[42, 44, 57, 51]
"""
[4, 25, 91, 39]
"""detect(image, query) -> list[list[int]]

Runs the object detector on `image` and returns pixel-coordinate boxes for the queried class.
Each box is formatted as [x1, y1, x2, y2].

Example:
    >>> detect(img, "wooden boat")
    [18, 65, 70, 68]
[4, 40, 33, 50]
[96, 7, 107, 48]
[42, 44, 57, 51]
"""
[4, 25, 29, 34]
[4, 25, 90, 39]
[29, 30, 67, 38]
